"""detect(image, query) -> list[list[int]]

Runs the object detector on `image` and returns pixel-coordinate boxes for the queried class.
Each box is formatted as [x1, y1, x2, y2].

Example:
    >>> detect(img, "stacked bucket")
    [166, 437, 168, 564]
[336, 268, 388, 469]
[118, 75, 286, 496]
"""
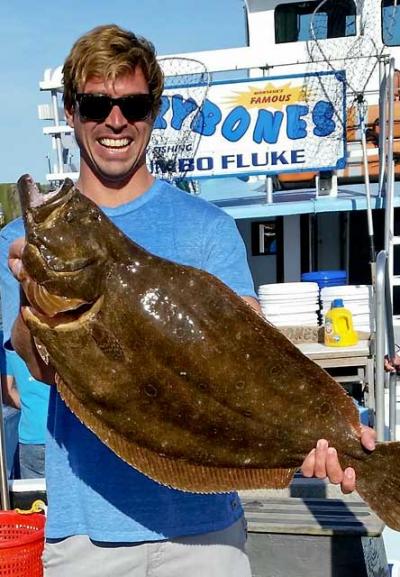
[301, 271, 373, 333]
[320, 285, 373, 334]
[258, 282, 320, 327]
[258, 271, 373, 333]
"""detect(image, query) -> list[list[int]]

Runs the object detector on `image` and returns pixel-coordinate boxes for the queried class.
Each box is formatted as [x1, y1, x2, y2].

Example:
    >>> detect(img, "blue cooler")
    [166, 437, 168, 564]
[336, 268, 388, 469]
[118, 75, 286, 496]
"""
[301, 270, 347, 289]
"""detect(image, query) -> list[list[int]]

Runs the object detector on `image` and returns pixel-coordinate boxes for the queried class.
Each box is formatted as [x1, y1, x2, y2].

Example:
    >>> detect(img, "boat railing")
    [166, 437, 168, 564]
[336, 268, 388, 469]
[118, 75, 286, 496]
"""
[375, 250, 397, 441]
[374, 56, 398, 442]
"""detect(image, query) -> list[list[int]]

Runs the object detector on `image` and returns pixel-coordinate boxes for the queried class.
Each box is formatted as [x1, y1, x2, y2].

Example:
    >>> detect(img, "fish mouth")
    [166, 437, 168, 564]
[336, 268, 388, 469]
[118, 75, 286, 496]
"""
[21, 252, 102, 317]
[19, 175, 75, 218]
[22, 295, 104, 330]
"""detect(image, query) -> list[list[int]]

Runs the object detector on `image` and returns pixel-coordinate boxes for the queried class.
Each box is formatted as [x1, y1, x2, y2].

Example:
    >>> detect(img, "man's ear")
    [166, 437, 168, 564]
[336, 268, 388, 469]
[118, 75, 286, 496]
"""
[65, 106, 75, 128]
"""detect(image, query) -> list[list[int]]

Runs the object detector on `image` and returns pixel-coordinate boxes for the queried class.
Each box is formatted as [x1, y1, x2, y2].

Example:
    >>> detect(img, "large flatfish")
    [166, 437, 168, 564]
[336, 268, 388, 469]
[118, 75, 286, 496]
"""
[17, 174, 400, 530]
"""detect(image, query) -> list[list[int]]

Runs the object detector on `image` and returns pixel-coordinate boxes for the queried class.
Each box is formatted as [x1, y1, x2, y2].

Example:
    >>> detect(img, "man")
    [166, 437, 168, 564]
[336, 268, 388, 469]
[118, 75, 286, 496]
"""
[1, 313, 48, 479]
[2, 24, 375, 576]
[0, 352, 18, 409]
[385, 353, 400, 373]
[5, 352, 49, 478]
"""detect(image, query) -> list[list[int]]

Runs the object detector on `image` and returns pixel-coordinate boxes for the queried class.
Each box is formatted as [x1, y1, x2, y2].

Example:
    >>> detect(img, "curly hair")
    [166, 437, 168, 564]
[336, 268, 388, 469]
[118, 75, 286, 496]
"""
[63, 24, 164, 118]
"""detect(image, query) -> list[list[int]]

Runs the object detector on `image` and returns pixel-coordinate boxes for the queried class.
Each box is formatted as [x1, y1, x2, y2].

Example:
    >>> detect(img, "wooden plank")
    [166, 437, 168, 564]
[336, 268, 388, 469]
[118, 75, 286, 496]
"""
[297, 341, 370, 360]
[242, 497, 385, 537]
[316, 357, 368, 369]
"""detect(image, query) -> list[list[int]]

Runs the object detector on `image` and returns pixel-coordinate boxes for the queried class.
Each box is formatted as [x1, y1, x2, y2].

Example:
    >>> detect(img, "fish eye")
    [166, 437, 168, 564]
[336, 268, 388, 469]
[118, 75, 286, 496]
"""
[84, 209, 100, 223]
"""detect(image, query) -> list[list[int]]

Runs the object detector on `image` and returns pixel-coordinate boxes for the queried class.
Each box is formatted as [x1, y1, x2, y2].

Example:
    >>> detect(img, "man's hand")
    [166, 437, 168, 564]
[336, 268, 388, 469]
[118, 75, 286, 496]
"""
[384, 353, 400, 373]
[8, 236, 26, 282]
[301, 426, 376, 493]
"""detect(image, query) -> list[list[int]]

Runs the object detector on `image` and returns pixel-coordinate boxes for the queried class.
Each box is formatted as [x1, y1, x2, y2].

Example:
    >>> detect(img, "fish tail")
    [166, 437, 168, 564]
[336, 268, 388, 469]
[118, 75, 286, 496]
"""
[353, 441, 400, 530]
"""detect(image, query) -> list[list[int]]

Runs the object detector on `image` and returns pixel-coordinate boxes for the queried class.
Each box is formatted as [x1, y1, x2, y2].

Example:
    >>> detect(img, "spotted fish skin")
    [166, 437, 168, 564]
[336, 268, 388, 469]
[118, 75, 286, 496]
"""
[17, 174, 400, 531]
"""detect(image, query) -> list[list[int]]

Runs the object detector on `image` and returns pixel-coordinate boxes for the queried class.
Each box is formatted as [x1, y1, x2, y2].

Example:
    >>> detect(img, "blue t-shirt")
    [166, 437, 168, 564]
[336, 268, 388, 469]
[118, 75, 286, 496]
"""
[0, 331, 6, 375]
[0, 179, 256, 542]
[0, 254, 49, 445]
[7, 351, 50, 444]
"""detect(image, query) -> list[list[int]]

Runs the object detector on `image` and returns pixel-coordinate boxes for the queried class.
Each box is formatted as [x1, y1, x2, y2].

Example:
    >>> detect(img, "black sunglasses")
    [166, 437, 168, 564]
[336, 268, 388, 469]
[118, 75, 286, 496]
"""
[75, 93, 153, 122]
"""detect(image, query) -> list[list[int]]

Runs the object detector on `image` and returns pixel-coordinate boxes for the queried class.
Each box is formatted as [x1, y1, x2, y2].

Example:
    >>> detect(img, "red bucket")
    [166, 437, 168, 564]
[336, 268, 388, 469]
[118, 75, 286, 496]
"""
[0, 510, 45, 577]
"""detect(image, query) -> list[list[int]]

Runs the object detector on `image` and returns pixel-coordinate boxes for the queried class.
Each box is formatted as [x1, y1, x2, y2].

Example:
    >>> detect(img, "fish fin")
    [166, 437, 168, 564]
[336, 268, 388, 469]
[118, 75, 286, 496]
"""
[56, 375, 296, 492]
[90, 323, 125, 362]
[350, 441, 400, 531]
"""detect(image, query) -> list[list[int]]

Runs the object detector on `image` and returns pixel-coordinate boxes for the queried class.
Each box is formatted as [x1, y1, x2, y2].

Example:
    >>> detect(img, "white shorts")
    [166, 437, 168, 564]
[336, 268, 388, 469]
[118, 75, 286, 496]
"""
[42, 517, 252, 577]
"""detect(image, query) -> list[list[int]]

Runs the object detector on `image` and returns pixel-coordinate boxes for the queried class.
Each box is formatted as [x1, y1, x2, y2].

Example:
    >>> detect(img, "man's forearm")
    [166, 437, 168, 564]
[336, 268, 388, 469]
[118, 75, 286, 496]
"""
[11, 312, 55, 385]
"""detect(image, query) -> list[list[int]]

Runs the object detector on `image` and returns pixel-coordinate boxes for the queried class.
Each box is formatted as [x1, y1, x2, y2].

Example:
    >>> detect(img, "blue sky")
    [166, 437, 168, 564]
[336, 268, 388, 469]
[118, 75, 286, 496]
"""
[0, 0, 247, 183]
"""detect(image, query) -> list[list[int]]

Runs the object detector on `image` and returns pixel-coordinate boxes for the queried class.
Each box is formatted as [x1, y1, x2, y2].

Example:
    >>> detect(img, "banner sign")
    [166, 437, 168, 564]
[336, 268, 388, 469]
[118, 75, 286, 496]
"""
[148, 71, 346, 180]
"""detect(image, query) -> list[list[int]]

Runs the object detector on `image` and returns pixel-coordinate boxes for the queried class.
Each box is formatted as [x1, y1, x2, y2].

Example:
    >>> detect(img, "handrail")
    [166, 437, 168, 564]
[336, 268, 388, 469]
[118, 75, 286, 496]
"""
[375, 250, 397, 441]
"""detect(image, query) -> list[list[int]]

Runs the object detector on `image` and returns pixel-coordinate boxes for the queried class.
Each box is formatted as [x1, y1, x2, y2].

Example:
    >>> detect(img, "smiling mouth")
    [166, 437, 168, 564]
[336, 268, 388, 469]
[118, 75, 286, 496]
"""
[98, 137, 132, 149]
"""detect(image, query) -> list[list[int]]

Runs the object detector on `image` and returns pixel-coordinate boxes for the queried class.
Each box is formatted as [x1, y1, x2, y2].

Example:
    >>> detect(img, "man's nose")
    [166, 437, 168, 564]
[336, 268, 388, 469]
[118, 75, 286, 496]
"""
[105, 104, 128, 129]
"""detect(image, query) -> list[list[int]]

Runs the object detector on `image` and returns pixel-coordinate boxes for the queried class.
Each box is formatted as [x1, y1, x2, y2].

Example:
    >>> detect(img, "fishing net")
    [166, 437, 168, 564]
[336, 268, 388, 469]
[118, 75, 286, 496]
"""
[305, 1, 399, 145]
[306, 0, 383, 99]
[299, 0, 388, 166]
[146, 57, 210, 189]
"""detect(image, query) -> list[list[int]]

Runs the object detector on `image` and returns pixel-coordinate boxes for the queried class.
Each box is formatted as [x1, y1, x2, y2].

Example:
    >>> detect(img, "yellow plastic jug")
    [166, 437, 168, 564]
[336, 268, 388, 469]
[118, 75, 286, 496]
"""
[324, 298, 358, 347]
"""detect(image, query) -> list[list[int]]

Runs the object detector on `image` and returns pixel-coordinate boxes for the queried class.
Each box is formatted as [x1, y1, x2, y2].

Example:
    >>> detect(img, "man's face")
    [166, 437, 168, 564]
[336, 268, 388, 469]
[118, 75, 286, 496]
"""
[65, 68, 153, 186]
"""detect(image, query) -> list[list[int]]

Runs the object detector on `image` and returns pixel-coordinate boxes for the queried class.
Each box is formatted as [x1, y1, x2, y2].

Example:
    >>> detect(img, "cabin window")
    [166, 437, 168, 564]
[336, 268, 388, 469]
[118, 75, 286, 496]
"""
[382, 1, 400, 46]
[275, 0, 356, 44]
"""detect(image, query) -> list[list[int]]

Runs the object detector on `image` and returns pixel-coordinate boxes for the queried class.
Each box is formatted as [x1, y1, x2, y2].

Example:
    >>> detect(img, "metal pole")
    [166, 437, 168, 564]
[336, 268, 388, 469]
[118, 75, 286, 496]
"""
[0, 385, 10, 509]
[308, 215, 313, 272]
[385, 261, 397, 440]
[358, 100, 376, 285]
[375, 251, 387, 441]
[52, 90, 64, 176]
[388, 361, 397, 441]
[378, 57, 388, 197]
[266, 177, 273, 204]
[384, 59, 395, 284]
